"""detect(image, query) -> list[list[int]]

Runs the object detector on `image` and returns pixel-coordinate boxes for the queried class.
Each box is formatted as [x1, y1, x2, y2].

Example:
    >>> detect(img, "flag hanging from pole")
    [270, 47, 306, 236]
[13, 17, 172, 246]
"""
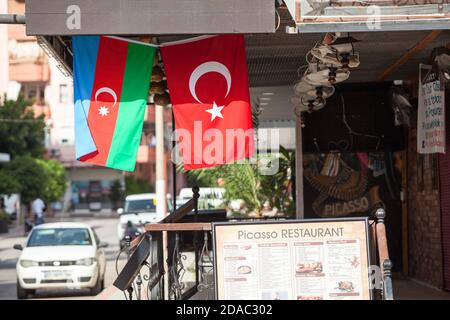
[73, 36, 155, 171]
[160, 35, 254, 170]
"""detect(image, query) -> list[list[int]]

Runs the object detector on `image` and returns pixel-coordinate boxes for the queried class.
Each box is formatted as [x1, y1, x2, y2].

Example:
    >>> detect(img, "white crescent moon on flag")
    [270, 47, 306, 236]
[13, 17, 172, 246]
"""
[189, 61, 231, 104]
[94, 87, 118, 107]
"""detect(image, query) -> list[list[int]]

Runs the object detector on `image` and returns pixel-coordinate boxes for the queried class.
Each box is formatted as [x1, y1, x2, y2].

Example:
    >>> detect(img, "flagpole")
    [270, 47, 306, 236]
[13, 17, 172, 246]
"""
[151, 37, 170, 300]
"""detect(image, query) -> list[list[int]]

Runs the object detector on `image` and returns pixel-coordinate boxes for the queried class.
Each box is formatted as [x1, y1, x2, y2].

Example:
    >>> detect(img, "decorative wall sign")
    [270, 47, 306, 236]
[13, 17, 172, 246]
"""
[302, 152, 403, 271]
[213, 218, 371, 300]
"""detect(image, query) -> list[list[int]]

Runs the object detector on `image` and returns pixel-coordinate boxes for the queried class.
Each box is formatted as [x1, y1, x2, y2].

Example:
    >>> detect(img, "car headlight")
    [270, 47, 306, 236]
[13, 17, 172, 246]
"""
[20, 260, 38, 268]
[75, 257, 96, 266]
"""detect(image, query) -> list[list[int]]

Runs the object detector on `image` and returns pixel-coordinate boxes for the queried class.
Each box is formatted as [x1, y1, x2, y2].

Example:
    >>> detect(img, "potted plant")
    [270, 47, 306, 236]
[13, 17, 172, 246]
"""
[0, 211, 10, 234]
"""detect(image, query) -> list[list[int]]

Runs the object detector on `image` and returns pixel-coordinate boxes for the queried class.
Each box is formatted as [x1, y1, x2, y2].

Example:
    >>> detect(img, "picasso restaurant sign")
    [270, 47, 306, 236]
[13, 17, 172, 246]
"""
[25, 0, 274, 36]
[213, 218, 372, 300]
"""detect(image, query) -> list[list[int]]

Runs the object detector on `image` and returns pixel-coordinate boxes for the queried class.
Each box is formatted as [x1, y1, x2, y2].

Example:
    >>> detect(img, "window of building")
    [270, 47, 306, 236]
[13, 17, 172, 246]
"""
[60, 84, 69, 104]
[19, 82, 46, 104]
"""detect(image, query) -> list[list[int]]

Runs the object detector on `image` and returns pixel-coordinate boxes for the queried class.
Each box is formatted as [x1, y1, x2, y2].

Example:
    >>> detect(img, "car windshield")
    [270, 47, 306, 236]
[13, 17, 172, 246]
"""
[124, 199, 156, 213]
[27, 228, 92, 247]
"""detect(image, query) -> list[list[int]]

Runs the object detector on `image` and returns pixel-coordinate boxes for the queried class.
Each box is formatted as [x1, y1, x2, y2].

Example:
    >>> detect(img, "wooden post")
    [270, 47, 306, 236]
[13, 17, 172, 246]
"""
[375, 208, 394, 300]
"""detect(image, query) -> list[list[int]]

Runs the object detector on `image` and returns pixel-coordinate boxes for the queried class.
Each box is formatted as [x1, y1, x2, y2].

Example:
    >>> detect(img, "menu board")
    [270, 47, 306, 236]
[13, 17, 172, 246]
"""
[213, 218, 371, 300]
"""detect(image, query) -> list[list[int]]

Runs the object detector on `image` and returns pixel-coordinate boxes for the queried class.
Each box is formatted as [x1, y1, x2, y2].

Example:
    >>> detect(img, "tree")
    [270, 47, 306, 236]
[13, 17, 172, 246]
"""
[0, 169, 21, 196]
[124, 176, 154, 196]
[36, 159, 67, 203]
[109, 179, 124, 209]
[0, 96, 46, 158]
[6, 156, 48, 204]
[180, 146, 296, 217]
[259, 146, 296, 217]
[6, 156, 67, 204]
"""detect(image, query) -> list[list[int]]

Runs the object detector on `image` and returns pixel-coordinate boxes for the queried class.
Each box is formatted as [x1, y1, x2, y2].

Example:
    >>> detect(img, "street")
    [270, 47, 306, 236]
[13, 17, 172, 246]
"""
[0, 216, 126, 300]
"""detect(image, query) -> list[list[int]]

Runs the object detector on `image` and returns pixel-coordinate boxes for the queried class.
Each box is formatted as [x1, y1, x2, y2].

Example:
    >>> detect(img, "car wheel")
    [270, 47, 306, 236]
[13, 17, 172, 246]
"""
[90, 272, 102, 296]
[17, 279, 32, 299]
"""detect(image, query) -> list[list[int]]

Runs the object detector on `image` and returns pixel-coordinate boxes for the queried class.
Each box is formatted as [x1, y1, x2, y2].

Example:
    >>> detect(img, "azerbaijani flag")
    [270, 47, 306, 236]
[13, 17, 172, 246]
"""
[73, 36, 155, 171]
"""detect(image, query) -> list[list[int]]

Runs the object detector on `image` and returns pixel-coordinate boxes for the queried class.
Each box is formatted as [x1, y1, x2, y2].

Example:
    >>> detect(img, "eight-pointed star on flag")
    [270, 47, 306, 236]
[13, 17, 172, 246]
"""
[98, 106, 109, 116]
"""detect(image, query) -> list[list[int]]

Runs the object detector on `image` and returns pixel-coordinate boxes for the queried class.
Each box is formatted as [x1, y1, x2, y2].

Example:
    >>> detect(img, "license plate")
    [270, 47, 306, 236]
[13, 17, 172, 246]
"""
[90, 202, 101, 210]
[42, 270, 72, 279]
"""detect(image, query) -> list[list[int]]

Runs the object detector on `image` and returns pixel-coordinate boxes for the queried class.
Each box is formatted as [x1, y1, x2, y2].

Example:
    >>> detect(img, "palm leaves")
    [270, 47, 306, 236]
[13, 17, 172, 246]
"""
[178, 146, 296, 217]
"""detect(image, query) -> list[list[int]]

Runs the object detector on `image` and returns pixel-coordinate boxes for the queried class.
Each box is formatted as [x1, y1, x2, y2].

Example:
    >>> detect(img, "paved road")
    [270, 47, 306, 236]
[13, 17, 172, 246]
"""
[0, 216, 126, 300]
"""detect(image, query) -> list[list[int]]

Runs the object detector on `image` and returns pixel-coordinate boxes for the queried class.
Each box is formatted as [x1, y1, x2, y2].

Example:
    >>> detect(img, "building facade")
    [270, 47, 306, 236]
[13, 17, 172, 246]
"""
[4, 0, 450, 294]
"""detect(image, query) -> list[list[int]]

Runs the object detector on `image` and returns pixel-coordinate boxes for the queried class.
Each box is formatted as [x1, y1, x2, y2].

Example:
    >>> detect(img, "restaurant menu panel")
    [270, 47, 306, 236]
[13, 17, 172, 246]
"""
[214, 219, 371, 300]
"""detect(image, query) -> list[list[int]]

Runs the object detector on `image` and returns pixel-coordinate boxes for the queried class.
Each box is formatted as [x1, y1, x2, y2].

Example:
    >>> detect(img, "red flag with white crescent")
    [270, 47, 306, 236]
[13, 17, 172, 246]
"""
[161, 35, 254, 170]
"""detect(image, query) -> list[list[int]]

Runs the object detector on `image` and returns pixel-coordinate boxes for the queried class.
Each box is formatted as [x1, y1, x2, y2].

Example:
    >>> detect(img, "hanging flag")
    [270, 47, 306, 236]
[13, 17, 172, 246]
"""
[161, 35, 254, 170]
[73, 36, 155, 171]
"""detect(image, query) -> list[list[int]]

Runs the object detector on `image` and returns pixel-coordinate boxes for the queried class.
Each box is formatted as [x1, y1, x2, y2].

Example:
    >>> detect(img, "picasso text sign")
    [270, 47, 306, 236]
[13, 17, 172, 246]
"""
[25, 0, 275, 35]
[213, 218, 371, 300]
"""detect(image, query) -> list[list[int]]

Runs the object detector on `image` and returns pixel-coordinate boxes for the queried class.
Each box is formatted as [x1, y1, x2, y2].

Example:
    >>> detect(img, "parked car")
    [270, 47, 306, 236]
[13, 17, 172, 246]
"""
[177, 187, 242, 211]
[178, 187, 226, 209]
[116, 193, 166, 248]
[14, 222, 108, 299]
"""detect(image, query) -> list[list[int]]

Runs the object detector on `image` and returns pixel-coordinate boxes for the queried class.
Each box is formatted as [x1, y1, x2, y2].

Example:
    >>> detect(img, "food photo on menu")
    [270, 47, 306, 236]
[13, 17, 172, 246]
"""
[296, 262, 323, 274]
[237, 265, 252, 274]
[336, 281, 355, 293]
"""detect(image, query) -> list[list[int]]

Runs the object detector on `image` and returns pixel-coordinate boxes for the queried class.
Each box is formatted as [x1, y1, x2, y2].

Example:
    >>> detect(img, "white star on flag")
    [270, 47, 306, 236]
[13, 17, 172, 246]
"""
[98, 106, 109, 117]
[206, 102, 224, 121]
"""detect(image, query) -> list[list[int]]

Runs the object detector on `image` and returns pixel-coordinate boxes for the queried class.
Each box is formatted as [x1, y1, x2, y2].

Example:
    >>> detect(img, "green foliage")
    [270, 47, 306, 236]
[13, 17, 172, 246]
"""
[0, 211, 10, 222]
[220, 162, 262, 215]
[36, 159, 67, 203]
[5, 156, 67, 203]
[124, 176, 154, 196]
[177, 163, 219, 187]
[109, 179, 124, 209]
[259, 146, 296, 217]
[0, 96, 46, 158]
[0, 169, 21, 195]
[180, 146, 296, 217]
[6, 156, 47, 203]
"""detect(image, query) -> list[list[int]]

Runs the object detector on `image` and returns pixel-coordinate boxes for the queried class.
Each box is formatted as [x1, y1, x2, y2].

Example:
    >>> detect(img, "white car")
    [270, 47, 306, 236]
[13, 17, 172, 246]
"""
[117, 193, 165, 247]
[14, 222, 107, 299]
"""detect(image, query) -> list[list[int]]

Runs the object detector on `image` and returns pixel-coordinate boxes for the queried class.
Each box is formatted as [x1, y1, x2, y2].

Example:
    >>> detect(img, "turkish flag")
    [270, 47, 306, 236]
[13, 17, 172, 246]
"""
[161, 35, 254, 170]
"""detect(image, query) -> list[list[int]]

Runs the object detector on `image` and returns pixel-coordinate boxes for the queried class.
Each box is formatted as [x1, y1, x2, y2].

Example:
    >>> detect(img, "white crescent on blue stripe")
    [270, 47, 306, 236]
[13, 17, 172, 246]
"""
[189, 61, 231, 104]
[95, 87, 118, 107]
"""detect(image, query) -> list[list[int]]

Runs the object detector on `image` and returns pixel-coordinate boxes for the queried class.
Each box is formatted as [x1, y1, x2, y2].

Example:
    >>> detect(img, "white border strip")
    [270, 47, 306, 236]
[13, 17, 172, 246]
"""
[106, 36, 158, 47]
[105, 35, 218, 48]
[159, 35, 217, 47]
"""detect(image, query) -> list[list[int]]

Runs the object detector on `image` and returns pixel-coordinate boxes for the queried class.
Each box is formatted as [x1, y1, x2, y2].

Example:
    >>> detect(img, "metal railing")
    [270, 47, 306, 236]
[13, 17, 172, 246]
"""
[115, 194, 394, 300]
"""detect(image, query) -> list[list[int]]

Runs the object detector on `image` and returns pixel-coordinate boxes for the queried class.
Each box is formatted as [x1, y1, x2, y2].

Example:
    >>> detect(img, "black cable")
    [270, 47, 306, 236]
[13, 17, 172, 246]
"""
[336, 86, 383, 151]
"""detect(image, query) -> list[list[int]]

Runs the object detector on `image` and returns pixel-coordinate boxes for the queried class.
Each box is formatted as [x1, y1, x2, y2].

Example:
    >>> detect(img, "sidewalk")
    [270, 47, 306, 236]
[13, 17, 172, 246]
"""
[394, 278, 450, 300]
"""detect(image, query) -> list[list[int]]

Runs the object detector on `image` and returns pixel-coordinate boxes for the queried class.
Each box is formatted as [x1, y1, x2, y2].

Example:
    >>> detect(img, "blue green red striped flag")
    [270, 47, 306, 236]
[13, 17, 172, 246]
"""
[73, 36, 155, 171]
